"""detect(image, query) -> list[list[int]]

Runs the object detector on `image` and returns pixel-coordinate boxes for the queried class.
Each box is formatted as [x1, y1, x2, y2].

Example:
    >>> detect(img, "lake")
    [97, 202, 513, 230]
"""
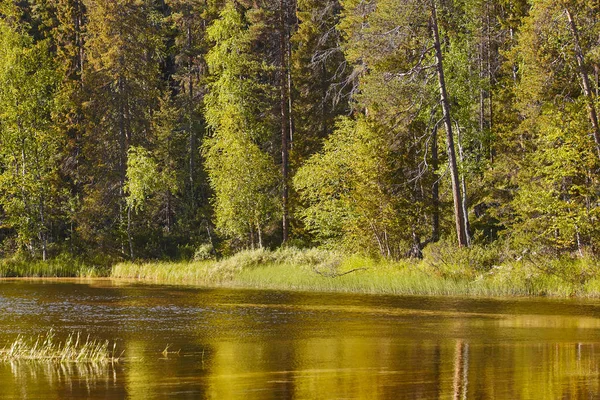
[1, 280, 600, 399]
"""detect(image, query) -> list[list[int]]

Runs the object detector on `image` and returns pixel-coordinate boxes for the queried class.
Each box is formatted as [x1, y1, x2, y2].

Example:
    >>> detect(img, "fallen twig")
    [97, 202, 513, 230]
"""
[313, 267, 368, 278]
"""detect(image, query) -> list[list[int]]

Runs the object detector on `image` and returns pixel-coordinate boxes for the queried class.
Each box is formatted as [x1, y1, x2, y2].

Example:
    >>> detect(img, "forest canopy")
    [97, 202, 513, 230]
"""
[0, 0, 599, 262]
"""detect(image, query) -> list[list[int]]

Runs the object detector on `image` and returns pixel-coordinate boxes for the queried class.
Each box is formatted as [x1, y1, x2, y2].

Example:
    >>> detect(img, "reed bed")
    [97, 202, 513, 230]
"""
[0, 330, 120, 364]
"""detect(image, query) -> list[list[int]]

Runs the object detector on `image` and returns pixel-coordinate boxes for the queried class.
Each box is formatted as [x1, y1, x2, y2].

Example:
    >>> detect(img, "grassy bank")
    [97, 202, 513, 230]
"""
[0, 256, 105, 278]
[111, 247, 600, 298]
[4, 246, 600, 298]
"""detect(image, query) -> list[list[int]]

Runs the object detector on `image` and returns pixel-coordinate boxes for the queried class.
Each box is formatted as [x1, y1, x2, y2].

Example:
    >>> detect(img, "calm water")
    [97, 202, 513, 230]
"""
[1, 281, 600, 399]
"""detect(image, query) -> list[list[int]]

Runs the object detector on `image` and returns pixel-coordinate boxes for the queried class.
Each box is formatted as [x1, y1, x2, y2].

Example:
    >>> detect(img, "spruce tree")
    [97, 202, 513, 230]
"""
[79, 0, 165, 258]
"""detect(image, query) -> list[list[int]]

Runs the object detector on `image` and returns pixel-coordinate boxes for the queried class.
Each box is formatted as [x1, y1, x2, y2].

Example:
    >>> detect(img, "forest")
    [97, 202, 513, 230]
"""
[0, 0, 599, 266]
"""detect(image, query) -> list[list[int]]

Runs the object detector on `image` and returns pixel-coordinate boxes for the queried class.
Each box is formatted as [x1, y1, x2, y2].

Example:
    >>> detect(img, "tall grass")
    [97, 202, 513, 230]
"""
[111, 246, 600, 298]
[4, 244, 600, 299]
[0, 256, 107, 278]
[0, 330, 119, 363]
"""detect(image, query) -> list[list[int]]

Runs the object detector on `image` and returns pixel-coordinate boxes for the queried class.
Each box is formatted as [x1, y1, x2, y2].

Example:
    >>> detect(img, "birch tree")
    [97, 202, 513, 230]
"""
[0, 19, 62, 260]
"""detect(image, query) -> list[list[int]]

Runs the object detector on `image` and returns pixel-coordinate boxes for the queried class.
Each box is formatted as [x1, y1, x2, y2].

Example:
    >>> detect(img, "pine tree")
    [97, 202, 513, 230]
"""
[291, 0, 348, 161]
[165, 0, 220, 247]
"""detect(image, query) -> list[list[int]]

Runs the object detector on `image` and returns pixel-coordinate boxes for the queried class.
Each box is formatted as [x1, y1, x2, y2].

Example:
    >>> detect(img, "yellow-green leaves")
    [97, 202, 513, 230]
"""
[0, 20, 61, 257]
[125, 147, 160, 213]
[204, 2, 279, 247]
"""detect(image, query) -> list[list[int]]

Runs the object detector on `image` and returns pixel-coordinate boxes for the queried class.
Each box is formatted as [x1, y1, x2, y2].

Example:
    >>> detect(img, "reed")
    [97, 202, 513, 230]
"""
[0, 330, 120, 363]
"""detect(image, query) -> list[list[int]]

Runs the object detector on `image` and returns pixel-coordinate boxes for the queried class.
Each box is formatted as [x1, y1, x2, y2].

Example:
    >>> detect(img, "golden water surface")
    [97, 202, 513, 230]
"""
[1, 280, 600, 399]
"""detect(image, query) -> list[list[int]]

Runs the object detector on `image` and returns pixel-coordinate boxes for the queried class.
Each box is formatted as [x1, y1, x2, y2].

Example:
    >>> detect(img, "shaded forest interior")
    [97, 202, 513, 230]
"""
[1, 0, 599, 265]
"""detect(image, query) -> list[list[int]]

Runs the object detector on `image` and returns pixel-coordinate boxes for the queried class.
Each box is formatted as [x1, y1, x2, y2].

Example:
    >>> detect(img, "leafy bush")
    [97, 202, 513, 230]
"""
[193, 243, 215, 261]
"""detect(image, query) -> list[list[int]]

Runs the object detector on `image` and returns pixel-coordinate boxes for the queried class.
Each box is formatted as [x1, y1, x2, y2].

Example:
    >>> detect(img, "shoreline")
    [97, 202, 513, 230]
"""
[2, 274, 600, 301]
[3, 247, 600, 300]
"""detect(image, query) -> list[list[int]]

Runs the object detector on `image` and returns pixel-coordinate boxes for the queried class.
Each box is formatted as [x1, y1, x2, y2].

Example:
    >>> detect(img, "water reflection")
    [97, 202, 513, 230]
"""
[1, 360, 121, 399]
[2, 281, 600, 398]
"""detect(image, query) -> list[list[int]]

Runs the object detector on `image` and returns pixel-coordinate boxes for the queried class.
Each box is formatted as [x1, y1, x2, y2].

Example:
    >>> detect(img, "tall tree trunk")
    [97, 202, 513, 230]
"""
[565, 6, 600, 160]
[456, 124, 472, 246]
[257, 223, 263, 249]
[127, 207, 134, 260]
[39, 195, 47, 261]
[431, 125, 440, 243]
[430, 0, 469, 247]
[280, 0, 290, 244]
[287, 4, 295, 148]
[187, 23, 196, 207]
[118, 75, 134, 259]
[486, 2, 495, 164]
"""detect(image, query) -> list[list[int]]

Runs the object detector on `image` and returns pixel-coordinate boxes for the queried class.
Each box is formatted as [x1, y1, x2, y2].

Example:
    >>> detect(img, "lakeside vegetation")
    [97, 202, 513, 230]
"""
[2, 0, 600, 294]
[105, 246, 600, 298]
[4, 244, 600, 299]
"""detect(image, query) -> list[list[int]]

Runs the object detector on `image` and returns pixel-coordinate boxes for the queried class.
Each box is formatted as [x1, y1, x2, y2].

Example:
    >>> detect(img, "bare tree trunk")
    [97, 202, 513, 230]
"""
[118, 75, 134, 259]
[565, 6, 600, 160]
[39, 195, 47, 261]
[75, 0, 84, 79]
[127, 207, 135, 260]
[287, 6, 295, 148]
[431, 125, 440, 242]
[430, 0, 469, 247]
[280, 0, 290, 244]
[187, 22, 197, 207]
[257, 223, 263, 249]
[486, 2, 495, 164]
[456, 123, 472, 246]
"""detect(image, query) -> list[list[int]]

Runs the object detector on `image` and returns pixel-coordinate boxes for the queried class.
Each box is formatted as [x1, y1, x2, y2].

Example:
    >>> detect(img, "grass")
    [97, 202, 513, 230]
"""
[3, 245, 600, 299]
[0, 256, 106, 278]
[110, 247, 600, 298]
[0, 330, 120, 364]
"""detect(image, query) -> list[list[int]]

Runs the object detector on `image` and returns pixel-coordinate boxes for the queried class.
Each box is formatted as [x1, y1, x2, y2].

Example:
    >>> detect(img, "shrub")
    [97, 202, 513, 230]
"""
[193, 243, 215, 261]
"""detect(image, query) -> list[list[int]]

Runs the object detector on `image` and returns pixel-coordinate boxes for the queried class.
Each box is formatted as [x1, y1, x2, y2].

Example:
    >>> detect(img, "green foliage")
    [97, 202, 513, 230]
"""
[3, 0, 600, 275]
[193, 243, 215, 261]
[295, 116, 427, 258]
[500, 0, 600, 253]
[203, 2, 279, 248]
[125, 147, 161, 213]
[291, 0, 348, 163]
[0, 254, 104, 278]
[110, 247, 600, 298]
[78, 0, 166, 255]
[0, 20, 62, 258]
[125, 143, 178, 216]
[422, 238, 503, 279]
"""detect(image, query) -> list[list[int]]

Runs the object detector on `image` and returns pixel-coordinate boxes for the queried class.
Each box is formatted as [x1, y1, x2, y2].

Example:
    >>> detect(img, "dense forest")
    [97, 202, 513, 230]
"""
[0, 0, 599, 263]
